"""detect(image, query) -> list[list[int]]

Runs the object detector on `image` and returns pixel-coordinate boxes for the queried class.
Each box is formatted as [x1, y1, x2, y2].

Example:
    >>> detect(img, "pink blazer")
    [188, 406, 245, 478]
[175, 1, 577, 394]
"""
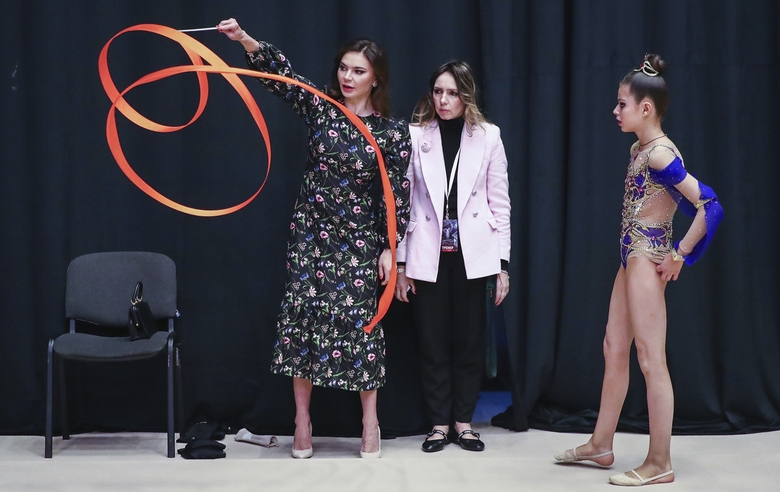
[396, 120, 511, 282]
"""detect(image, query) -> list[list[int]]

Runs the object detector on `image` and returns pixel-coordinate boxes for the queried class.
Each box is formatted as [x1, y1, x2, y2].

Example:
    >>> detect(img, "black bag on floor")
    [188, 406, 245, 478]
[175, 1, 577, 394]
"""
[177, 439, 226, 459]
[177, 421, 226, 443]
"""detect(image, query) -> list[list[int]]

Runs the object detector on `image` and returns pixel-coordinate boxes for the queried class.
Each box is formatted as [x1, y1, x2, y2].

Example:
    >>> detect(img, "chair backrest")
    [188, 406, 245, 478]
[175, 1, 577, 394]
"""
[65, 252, 177, 327]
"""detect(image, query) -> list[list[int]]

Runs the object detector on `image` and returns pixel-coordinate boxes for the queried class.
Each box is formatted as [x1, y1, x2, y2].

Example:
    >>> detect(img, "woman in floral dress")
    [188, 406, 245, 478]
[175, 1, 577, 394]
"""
[218, 18, 410, 459]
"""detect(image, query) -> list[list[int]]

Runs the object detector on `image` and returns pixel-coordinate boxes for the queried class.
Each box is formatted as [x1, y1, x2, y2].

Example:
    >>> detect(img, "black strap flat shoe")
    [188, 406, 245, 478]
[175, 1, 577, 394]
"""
[455, 429, 485, 452]
[422, 429, 450, 453]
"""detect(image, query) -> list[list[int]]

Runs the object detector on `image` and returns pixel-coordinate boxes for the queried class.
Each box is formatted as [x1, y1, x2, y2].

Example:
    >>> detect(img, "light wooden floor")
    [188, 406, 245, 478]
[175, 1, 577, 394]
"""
[2, 392, 778, 491]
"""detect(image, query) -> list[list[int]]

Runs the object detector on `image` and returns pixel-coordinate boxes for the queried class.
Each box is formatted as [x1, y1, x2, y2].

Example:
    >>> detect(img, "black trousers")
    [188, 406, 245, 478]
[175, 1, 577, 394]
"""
[412, 248, 488, 425]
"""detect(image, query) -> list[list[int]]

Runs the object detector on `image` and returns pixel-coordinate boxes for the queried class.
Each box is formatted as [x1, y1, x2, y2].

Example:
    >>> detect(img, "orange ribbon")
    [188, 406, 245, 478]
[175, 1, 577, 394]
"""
[98, 24, 397, 333]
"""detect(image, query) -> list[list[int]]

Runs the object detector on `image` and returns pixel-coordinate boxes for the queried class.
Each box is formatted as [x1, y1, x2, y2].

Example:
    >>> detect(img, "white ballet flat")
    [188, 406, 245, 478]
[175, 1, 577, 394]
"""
[554, 445, 613, 463]
[609, 469, 674, 486]
[291, 423, 313, 459]
[360, 426, 381, 458]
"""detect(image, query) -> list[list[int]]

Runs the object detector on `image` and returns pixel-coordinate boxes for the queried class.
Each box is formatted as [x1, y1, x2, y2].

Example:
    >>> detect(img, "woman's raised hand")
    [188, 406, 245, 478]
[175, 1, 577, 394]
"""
[217, 18, 260, 52]
[217, 19, 244, 40]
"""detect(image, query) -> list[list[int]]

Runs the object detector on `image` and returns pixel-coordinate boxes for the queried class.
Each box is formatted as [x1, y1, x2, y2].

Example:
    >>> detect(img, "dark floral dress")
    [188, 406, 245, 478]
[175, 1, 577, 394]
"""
[246, 42, 411, 391]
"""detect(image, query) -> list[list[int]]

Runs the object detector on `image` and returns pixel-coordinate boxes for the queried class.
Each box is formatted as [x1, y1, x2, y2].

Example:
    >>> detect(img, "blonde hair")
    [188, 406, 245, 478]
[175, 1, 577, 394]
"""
[412, 61, 488, 130]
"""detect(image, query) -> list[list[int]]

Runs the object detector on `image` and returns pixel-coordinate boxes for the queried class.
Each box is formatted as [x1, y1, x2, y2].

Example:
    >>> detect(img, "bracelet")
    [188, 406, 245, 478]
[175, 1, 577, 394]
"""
[670, 249, 685, 262]
[396, 266, 406, 274]
[500, 270, 510, 279]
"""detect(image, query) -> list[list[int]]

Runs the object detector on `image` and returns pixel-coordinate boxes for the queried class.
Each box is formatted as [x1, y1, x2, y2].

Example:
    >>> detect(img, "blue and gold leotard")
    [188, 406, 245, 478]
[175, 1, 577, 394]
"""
[619, 143, 723, 268]
[620, 144, 679, 266]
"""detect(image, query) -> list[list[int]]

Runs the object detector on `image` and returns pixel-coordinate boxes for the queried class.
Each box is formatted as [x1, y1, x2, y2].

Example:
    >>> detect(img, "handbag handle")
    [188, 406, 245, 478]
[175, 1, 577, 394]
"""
[131, 281, 144, 305]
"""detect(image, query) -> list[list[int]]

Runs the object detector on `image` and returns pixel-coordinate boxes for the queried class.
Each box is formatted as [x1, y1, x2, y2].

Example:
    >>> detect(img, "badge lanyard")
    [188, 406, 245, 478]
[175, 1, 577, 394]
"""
[444, 148, 461, 220]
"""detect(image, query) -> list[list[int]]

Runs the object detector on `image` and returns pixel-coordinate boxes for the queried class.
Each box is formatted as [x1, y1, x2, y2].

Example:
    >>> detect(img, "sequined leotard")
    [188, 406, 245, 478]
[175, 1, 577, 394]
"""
[620, 144, 680, 267]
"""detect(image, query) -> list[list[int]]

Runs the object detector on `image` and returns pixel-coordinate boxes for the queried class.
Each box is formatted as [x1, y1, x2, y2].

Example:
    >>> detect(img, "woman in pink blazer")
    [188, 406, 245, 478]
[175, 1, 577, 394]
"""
[394, 61, 511, 453]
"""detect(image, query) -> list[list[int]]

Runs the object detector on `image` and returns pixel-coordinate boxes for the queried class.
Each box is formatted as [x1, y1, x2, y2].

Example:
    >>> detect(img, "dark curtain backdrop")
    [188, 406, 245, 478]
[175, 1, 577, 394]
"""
[2, 1, 778, 438]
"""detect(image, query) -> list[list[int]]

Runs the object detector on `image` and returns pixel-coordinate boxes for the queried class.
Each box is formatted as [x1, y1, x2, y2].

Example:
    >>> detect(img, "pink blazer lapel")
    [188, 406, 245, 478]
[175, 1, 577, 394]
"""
[419, 122, 446, 224]
[457, 124, 485, 217]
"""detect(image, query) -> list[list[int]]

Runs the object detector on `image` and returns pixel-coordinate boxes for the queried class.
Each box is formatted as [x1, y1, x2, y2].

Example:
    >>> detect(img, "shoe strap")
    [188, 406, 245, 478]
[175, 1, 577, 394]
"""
[426, 429, 448, 439]
[637, 469, 674, 485]
[628, 470, 642, 482]
[458, 429, 480, 439]
[573, 446, 613, 460]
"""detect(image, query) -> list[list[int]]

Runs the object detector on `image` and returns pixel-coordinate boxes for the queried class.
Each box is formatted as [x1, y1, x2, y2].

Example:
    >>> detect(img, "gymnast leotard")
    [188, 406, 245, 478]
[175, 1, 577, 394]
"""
[620, 143, 681, 267]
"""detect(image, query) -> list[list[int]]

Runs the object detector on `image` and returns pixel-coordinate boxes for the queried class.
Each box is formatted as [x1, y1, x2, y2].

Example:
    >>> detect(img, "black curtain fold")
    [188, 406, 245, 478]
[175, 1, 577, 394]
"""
[1, 0, 778, 438]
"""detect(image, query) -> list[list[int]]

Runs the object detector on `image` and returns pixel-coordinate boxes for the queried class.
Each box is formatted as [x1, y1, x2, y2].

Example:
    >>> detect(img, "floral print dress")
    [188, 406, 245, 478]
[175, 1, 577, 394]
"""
[246, 42, 411, 391]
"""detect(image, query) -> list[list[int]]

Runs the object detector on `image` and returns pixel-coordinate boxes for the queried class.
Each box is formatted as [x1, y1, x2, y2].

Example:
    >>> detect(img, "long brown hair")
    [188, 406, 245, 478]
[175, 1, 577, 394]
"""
[412, 60, 488, 129]
[326, 38, 392, 116]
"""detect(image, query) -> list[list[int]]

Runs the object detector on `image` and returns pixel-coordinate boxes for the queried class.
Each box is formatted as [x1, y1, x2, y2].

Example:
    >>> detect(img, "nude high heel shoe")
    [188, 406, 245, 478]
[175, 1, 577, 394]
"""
[360, 425, 381, 458]
[292, 423, 313, 459]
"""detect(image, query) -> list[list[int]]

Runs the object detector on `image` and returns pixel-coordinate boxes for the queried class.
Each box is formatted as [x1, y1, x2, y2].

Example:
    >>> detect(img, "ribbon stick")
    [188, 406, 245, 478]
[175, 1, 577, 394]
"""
[98, 24, 397, 333]
[178, 27, 220, 32]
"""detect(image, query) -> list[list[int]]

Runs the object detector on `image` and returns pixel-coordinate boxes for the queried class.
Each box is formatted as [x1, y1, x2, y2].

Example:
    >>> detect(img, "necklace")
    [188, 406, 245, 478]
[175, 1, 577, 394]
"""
[639, 133, 667, 148]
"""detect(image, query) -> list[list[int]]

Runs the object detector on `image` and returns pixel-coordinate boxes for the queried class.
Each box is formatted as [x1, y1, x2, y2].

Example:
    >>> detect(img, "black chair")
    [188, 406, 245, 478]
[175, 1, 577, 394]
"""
[45, 251, 183, 458]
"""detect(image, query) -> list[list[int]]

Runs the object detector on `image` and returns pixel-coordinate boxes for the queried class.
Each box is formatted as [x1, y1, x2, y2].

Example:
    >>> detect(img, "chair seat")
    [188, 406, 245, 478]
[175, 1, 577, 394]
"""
[52, 331, 170, 361]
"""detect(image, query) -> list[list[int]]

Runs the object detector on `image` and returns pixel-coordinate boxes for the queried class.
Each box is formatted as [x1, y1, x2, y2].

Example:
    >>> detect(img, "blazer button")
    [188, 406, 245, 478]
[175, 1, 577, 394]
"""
[425, 215, 431, 221]
[471, 191, 477, 196]
[472, 212, 478, 217]
[425, 192, 430, 197]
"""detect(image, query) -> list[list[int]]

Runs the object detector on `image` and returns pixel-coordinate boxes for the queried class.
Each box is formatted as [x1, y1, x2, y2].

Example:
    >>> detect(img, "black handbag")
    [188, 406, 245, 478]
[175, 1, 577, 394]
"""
[128, 281, 156, 340]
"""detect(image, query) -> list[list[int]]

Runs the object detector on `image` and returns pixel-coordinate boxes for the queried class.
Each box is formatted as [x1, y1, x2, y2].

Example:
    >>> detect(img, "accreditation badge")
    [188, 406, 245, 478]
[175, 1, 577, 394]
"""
[441, 219, 459, 252]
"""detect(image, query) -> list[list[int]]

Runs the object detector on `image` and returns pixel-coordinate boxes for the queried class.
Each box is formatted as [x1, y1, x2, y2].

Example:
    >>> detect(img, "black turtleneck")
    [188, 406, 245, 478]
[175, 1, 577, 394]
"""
[439, 116, 464, 220]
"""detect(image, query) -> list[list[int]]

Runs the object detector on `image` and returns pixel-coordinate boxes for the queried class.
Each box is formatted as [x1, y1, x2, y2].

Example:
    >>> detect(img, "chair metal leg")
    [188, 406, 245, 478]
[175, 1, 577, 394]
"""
[45, 340, 54, 458]
[167, 336, 175, 458]
[175, 344, 185, 438]
[59, 358, 69, 440]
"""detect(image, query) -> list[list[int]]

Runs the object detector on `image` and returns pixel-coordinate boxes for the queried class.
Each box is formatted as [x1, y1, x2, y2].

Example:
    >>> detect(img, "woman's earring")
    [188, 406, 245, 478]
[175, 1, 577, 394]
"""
[372, 81, 378, 87]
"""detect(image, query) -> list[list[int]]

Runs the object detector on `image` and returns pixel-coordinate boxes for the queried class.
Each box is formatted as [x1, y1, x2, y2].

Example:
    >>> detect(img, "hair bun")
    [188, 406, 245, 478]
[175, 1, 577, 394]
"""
[644, 54, 667, 76]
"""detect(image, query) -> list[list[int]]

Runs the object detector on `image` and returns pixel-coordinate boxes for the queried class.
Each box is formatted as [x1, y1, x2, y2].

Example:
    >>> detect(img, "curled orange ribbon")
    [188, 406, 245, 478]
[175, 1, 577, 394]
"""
[98, 24, 397, 333]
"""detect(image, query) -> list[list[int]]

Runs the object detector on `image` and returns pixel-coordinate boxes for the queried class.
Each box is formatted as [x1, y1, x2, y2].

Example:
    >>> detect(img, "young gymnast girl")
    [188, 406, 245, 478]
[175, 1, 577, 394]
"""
[555, 54, 723, 486]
